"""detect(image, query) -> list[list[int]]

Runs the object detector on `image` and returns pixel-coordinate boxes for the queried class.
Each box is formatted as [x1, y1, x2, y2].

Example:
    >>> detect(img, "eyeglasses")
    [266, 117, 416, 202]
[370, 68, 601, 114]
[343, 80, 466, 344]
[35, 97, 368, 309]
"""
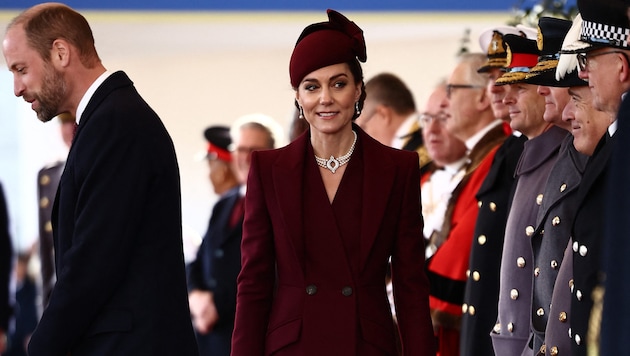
[577, 50, 630, 71]
[446, 84, 484, 99]
[419, 113, 449, 127]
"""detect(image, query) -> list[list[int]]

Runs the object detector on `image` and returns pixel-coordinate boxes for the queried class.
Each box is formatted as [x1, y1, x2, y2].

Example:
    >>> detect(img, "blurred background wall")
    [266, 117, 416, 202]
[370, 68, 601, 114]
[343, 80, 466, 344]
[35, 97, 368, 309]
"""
[0, 0, 574, 255]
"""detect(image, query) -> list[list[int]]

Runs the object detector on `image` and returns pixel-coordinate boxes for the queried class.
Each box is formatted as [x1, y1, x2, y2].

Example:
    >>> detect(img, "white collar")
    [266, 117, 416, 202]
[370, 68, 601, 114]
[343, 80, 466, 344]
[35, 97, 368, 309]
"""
[76, 70, 112, 125]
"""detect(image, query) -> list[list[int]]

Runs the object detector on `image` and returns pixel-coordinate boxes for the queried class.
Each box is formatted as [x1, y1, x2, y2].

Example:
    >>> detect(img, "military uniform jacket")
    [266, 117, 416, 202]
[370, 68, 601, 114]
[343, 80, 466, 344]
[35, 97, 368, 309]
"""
[460, 133, 526, 356]
[491, 126, 567, 356]
[570, 132, 615, 356]
[27, 71, 198, 356]
[187, 186, 243, 356]
[427, 123, 507, 323]
[38, 161, 65, 307]
[530, 136, 588, 353]
[231, 127, 435, 356]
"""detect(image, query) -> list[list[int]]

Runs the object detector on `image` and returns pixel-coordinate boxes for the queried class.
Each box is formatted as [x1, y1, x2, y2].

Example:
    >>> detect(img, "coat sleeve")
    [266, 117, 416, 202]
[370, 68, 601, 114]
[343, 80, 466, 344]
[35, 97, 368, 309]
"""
[391, 154, 437, 356]
[231, 152, 275, 356]
[0, 183, 12, 331]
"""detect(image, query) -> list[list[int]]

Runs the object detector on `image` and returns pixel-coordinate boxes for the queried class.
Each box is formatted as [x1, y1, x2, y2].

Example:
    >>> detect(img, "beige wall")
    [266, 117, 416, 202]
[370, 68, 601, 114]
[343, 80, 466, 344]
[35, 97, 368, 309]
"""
[0, 10, 512, 249]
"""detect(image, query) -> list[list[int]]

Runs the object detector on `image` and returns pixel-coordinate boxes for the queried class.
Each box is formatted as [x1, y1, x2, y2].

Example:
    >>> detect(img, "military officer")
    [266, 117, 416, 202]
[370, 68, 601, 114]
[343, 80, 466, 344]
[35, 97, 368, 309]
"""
[491, 34, 568, 356]
[460, 24, 531, 356]
[522, 16, 590, 355]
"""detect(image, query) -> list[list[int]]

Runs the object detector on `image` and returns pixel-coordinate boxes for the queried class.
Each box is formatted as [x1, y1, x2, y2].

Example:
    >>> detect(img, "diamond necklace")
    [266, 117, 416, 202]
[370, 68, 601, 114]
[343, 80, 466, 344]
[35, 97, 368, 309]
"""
[314, 130, 357, 174]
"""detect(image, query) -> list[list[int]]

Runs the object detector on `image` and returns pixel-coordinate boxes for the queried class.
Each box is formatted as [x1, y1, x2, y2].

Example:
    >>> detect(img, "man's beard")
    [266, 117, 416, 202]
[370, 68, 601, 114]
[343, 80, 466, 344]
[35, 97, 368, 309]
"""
[34, 63, 67, 123]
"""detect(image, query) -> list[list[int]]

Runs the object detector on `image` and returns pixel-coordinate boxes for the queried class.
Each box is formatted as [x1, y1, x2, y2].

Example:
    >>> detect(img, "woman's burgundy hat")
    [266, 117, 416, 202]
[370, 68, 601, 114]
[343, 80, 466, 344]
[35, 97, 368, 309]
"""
[289, 9, 366, 88]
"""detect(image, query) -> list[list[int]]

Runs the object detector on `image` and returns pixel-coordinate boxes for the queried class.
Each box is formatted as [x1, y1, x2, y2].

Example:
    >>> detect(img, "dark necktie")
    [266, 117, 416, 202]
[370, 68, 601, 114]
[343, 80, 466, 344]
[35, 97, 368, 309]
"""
[229, 196, 245, 228]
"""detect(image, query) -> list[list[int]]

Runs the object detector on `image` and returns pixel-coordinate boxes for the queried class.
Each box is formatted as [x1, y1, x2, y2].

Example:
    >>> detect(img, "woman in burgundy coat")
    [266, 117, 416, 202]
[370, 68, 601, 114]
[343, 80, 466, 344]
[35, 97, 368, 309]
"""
[231, 9, 435, 356]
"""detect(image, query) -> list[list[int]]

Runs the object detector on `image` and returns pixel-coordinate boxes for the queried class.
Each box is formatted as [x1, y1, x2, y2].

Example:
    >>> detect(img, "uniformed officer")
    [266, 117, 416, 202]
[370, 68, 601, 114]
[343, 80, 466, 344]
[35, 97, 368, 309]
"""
[491, 34, 568, 356]
[523, 16, 590, 355]
[559, 0, 628, 353]
[460, 25, 530, 356]
[38, 113, 75, 308]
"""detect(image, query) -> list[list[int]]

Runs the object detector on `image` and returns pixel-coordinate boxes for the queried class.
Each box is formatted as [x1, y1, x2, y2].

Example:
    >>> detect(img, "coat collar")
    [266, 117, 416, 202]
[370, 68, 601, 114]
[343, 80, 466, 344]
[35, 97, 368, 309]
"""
[271, 125, 396, 273]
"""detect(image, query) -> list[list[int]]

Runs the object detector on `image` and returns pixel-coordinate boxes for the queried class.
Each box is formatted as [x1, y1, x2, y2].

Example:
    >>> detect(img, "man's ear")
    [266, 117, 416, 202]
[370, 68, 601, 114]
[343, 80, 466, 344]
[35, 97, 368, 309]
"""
[51, 39, 70, 68]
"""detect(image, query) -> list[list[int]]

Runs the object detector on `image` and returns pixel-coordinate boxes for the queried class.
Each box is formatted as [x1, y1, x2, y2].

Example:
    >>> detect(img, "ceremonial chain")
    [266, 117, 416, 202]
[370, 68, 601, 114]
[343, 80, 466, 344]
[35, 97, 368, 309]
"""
[314, 130, 357, 174]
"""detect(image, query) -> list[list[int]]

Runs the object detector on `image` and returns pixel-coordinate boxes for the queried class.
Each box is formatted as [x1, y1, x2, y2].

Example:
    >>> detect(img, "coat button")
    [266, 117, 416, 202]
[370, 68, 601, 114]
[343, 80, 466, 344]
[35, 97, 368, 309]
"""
[468, 305, 476, 315]
[462, 303, 468, 313]
[536, 194, 544, 205]
[507, 322, 515, 332]
[525, 226, 534, 236]
[552, 216, 560, 226]
[534, 267, 540, 277]
[551, 260, 558, 269]
[560, 183, 567, 192]
[472, 271, 480, 281]
[489, 202, 497, 212]
[341, 286, 353, 296]
[478, 201, 483, 208]
[306, 284, 317, 295]
[575, 334, 581, 345]
[579, 245, 588, 257]
[40, 197, 50, 208]
[493, 323, 501, 333]
[478, 235, 487, 245]
[559, 311, 567, 322]
[214, 249, 224, 258]
[40, 174, 51, 185]
[517, 257, 526, 268]
[539, 344, 546, 354]
[537, 307, 545, 317]
[549, 346, 558, 356]
[510, 289, 519, 300]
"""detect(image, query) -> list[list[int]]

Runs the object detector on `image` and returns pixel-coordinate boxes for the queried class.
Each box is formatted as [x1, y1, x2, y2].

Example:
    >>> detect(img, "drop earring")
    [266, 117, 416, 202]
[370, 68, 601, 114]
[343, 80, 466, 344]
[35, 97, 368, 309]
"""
[299, 106, 304, 119]
[355, 102, 361, 115]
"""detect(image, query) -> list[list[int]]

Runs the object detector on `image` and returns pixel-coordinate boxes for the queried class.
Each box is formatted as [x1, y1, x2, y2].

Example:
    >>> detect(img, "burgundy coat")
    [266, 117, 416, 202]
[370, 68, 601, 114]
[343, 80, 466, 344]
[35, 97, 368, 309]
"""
[231, 127, 435, 356]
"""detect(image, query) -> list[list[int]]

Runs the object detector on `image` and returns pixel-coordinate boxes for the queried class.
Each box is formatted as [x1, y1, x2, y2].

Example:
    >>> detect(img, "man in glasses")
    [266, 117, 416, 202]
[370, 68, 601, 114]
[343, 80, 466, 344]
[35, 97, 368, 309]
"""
[460, 25, 533, 356]
[425, 52, 508, 356]
[491, 33, 568, 356]
[558, 0, 628, 353]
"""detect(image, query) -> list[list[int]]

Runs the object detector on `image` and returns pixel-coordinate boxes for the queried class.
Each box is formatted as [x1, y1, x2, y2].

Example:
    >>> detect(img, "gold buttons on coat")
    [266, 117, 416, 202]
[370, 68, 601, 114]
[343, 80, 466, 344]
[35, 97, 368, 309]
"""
[576, 290, 583, 301]
[478, 201, 483, 208]
[552, 216, 560, 226]
[534, 267, 541, 277]
[493, 323, 501, 333]
[478, 235, 487, 245]
[462, 304, 468, 313]
[40, 174, 51, 185]
[472, 271, 480, 281]
[579, 245, 588, 257]
[559, 311, 567, 322]
[526, 226, 535, 236]
[40, 197, 50, 208]
[536, 194, 544, 205]
[537, 308, 545, 317]
[489, 202, 497, 212]
[549, 346, 558, 356]
[575, 334, 581, 345]
[517, 257, 526, 268]
[539, 344, 546, 354]
[44, 221, 53, 233]
[560, 183, 567, 192]
[573, 241, 579, 252]
[507, 322, 515, 332]
[468, 305, 476, 316]
[551, 260, 558, 269]
[510, 289, 519, 300]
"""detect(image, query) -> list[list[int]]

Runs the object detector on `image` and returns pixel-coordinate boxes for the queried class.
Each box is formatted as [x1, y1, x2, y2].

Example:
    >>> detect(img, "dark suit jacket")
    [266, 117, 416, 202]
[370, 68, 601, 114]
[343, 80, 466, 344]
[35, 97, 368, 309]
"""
[571, 132, 614, 356]
[601, 95, 630, 355]
[0, 182, 12, 332]
[27, 71, 198, 356]
[231, 127, 435, 356]
[187, 186, 243, 356]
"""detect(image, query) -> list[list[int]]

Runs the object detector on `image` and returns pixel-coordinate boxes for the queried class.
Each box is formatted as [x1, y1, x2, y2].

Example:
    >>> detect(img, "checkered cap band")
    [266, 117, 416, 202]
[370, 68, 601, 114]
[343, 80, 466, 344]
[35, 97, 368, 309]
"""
[581, 20, 630, 49]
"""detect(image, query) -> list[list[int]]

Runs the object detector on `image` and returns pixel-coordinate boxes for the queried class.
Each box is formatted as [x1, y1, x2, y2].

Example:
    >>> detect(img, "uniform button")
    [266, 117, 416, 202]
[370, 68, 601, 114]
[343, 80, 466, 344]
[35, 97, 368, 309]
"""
[214, 249, 224, 258]
[551, 260, 558, 269]
[569, 279, 574, 292]
[549, 346, 558, 356]
[559, 311, 567, 322]
[579, 245, 588, 257]
[466, 269, 471, 278]
[568, 328, 572, 338]
[341, 286, 353, 296]
[40, 197, 50, 208]
[507, 322, 515, 332]
[478, 201, 483, 208]
[468, 305, 476, 315]
[472, 271, 480, 281]
[510, 288, 519, 300]
[489, 202, 497, 212]
[560, 183, 567, 192]
[493, 323, 501, 333]
[462, 303, 468, 313]
[552, 216, 560, 226]
[537, 307, 545, 317]
[478, 235, 487, 245]
[575, 334, 581, 345]
[534, 267, 541, 277]
[576, 290, 583, 301]
[573, 241, 579, 252]
[536, 194, 544, 205]
[45, 221, 53, 233]
[306, 285, 317, 295]
[539, 344, 546, 354]
[40, 174, 51, 185]
[517, 257, 526, 268]
[526, 226, 535, 236]
[208, 278, 217, 288]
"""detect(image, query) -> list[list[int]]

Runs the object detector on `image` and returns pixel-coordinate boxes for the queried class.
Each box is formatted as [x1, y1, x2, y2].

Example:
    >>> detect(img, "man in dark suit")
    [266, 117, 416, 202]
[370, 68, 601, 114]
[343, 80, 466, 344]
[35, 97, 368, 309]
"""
[2, 4, 198, 355]
[0, 182, 13, 355]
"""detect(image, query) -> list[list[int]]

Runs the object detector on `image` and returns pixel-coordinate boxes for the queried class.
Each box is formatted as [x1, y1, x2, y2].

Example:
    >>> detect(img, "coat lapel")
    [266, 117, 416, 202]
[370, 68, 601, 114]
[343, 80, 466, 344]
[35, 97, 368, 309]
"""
[358, 130, 395, 269]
